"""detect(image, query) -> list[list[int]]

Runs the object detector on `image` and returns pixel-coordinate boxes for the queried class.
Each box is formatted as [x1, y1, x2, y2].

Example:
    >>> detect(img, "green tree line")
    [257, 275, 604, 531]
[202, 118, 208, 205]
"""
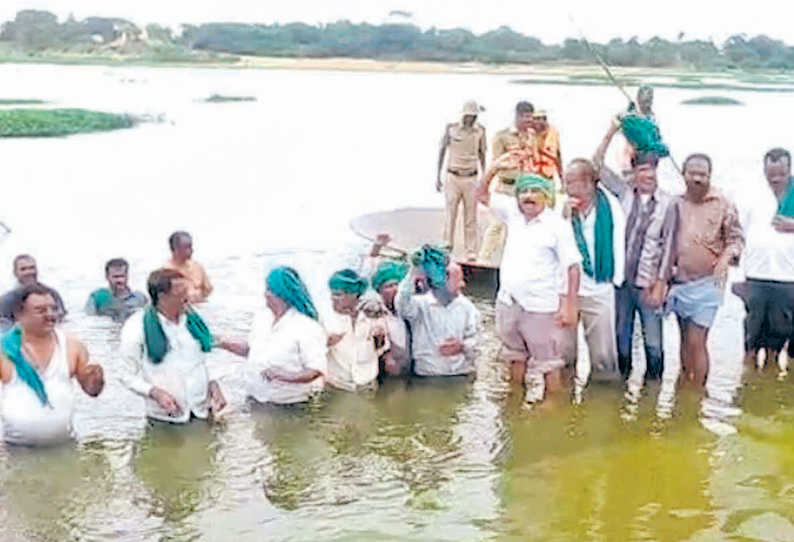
[3, 9, 794, 70]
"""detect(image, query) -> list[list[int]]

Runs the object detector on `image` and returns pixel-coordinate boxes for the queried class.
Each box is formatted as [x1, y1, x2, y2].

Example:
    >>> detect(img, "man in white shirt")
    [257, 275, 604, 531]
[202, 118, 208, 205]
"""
[563, 158, 626, 388]
[396, 247, 480, 377]
[121, 268, 226, 423]
[324, 269, 387, 392]
[477, 155, 581, 404]
[735, 148, 794, 372]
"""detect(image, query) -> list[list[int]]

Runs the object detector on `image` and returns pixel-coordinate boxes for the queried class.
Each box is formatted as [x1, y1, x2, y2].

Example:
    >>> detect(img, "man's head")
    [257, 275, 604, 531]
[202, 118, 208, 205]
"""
[13, 255, 37, 287]
[147, 268, 188, 314]
[13, 283, 58, 335]
[104, 258, 130, 296]
[637, 85, 654, 115]
[531, 110, 549, 133]
[682, 153, 712, 201]
[516, 174, 554, 220]
[515, 101, 534, 132]
[631, 151, 660, 195]
[168, 231, 193, 263]
[764, 147, 791, 196]
[564, 159, 598, 204]
[371, 261, 408, 310]
[329, 269, 367, 314]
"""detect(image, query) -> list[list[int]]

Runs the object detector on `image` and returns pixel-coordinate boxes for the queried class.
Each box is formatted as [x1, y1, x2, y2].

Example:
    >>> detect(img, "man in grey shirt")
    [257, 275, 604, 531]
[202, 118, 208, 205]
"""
[594, 120, 674, 381]
[0, 254, 66, 330]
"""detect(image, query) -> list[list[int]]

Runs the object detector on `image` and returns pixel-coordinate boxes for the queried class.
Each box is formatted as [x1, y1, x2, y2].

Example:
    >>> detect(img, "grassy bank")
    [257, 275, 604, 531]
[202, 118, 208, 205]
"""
[203, 94, 257, 103]
[681, 96, 745, 105]
[0, 108, 134, 137]
[0, 98, 46, 105]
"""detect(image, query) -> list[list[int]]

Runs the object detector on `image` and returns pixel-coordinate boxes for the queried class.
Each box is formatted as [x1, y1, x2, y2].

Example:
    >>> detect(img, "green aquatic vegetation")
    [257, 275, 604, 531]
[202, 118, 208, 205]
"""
[681, 96, 745, 105]
[203, 94, 257, 103]
[0, 98, 46, 105]
[0, 108, 134, 137]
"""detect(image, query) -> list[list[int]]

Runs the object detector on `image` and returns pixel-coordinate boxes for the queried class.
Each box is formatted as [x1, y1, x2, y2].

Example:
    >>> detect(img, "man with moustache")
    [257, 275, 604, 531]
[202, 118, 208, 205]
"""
[648, 154, 744, 388]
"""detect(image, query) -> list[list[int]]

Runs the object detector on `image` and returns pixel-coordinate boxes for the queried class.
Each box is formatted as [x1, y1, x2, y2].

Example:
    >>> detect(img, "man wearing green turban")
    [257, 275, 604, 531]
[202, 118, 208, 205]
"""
[324, 269, 387, 391]
[477, 156, 582, 406]
[369, 260, 411, 375]
[395, 250, 480, 377]
[217, 266, 328, 405]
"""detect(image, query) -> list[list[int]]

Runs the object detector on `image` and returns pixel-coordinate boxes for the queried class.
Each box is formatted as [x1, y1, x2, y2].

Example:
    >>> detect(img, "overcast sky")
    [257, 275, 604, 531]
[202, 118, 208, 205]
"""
[1, 0, 792, 45]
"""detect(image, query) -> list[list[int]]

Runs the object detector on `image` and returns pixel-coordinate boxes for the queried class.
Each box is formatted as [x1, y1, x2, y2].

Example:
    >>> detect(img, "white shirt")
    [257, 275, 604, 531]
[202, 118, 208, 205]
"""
[740, 183, 794, 282]
[323, 310, 385, 392]
[396, 281, 480, 376]
[575, 187, 627, 297]
[490, 194, 582, 312]
[1, 329, 75, 445]
[246, 308, 327, 404]
[120, 311, 211, 423]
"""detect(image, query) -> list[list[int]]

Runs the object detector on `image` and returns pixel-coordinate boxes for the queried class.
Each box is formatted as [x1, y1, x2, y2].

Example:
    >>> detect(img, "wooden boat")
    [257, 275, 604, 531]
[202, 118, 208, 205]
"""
[350, 207, 502, 298]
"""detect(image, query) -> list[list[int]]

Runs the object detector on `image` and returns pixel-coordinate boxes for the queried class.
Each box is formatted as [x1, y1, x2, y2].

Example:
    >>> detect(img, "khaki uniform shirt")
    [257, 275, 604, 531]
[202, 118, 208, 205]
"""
[441, 122, 486, 173]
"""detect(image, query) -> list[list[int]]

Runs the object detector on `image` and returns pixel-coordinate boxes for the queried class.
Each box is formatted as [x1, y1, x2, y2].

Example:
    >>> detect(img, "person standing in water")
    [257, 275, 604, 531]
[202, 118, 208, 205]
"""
[120, 268, 226, 423]
[324, 269, 387, 392]
[163, 231, 213, 303]
[0, 284, 104, 445]
[217, 266, 328, 405]
[649, 154, 744, 388]
[437, 100, 487, 262]
[476, 153, 580, 406]
[396, 246, 480, 377]
[85, 258, 147, 322]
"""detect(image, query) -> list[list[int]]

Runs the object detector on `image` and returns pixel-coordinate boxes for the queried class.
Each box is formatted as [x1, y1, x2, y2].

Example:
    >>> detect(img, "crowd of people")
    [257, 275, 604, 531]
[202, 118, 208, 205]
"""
[0, 85, 792, 446]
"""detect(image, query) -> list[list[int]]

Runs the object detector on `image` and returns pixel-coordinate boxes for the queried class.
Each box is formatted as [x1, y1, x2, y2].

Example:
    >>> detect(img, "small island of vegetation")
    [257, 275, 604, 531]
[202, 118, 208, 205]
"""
[681, 96, 745, 105]
[0, 108, 135, 137]
[203, 94, 257, 103]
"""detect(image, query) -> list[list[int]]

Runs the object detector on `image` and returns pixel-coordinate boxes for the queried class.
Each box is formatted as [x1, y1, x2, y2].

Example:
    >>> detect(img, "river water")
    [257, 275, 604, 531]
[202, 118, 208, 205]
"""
[0, 64, 793, 541]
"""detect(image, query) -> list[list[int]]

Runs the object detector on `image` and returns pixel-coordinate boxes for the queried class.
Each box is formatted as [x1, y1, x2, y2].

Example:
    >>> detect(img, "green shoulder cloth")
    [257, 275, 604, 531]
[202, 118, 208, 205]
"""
[143, 306, 214, 364]
[1, 326, 49, 406]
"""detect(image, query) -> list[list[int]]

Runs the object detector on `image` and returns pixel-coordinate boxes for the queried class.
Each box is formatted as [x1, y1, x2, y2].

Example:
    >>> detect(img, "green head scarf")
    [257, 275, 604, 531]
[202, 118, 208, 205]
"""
[371, 260, 409, 292]
[328, 269, 368, 297]
[266, 266, 319, 320]
[516, 173, 555, 206]
[411, 244, 450, 290]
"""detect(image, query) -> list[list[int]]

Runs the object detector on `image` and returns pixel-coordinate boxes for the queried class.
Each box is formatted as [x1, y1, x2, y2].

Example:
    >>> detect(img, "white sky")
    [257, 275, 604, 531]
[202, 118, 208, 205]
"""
[1, 0, 792, 45]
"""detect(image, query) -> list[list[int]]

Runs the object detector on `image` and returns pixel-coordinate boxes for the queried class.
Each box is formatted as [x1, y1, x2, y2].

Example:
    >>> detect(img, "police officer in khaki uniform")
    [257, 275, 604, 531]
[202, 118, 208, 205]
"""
[478, 101, 536, 264]
[437, 101, 487, 261]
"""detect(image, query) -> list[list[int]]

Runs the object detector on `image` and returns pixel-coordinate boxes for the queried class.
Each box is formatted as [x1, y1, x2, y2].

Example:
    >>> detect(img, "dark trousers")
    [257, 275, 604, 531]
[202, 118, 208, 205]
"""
[615, 284, 664, 380]
[736, 279, 794, 353]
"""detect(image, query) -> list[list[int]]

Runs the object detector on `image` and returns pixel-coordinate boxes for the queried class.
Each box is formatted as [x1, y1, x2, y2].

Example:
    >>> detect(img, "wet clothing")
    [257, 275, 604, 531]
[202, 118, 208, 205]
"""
[615, 284, 664, 380]
[665, 276, 722, 328]
[734, 279, 794, 353]
[323, 310, 386, 392]
[395, 279, 479, 377]
[244, 307, 327, 405]
[85, 288, 146, 322]
[1, 329, 74, 445]
[121, 310, 214, 423]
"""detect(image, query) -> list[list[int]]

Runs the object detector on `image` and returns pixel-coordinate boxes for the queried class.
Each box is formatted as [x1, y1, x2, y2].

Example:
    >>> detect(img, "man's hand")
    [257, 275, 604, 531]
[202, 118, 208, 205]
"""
[208, 380, 227, 417]
[80, 364, 105, 397]
[436, 176, 443, 193]
[773, 215, 794, 233]
[643, 281, 667, 308]
[327, 333, 345, 347]
[375, 233, 391, 246]
[567, 195, 587, 214]
[492, 151, 523, 171]
[713, 254, 731, 277]
[438, 338, 464, 356]
[555, 298, 578, 328]
[149, 387, 183, 418]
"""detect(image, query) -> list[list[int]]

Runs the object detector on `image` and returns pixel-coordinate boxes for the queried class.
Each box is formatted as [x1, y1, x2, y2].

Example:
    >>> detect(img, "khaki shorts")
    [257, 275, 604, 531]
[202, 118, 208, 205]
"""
[496, 301, 565, 374]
